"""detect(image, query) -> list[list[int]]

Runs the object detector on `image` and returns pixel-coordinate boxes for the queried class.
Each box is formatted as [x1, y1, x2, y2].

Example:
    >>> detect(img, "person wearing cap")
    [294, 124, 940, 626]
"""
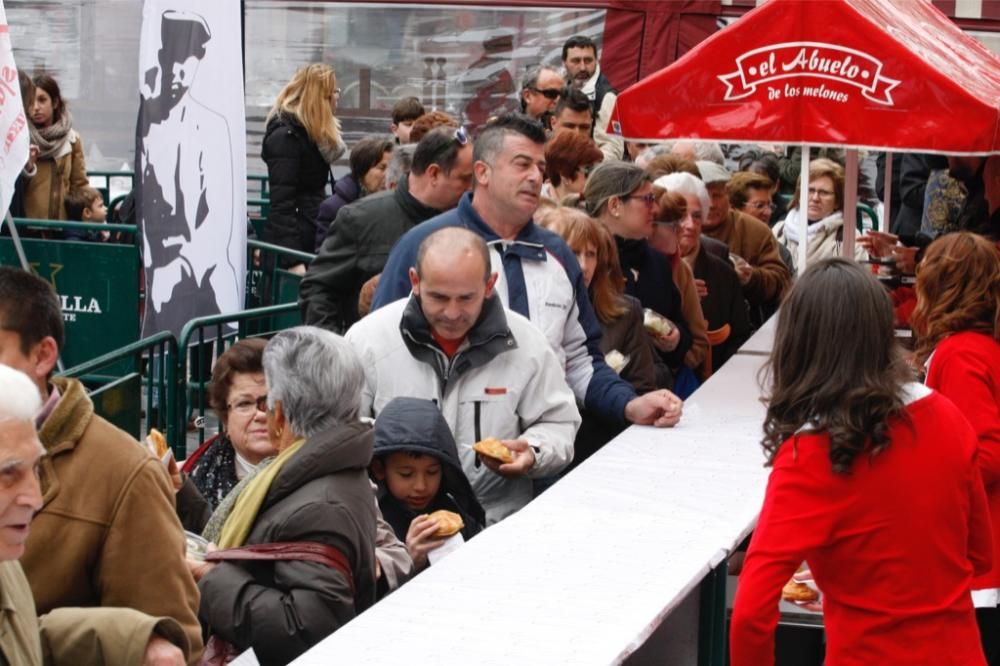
[697, 160, 790, 327]
[371, 397, 485, 571]
[138, 9, 241, 336]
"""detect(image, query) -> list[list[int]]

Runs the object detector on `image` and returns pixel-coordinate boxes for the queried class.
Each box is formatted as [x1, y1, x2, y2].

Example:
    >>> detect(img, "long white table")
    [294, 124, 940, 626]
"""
[292, 352, 773, 665]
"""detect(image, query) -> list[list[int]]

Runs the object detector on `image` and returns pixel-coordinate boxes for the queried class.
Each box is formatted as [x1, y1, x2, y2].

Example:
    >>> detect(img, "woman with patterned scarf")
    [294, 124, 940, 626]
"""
[25, 74, 88, 221]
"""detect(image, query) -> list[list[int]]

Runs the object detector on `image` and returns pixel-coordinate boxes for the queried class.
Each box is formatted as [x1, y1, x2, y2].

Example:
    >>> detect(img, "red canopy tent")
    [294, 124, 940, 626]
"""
[609, 0, 1000, 268]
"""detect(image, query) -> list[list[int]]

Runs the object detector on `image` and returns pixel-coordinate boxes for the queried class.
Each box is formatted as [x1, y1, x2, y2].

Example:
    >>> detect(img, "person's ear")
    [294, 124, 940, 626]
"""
[371, 458, 386, 481]
[81, 207, 93, 221]
[268, 399, 287, 442]
[390, 123, 399, 137]
[32, 336, 59, 382]
[408, 267, 420, 295]
[473, 160, 491, 188]
[425, 162, 441, 185]
[607, 195, 623, 218]
[484, 272, 499, 298]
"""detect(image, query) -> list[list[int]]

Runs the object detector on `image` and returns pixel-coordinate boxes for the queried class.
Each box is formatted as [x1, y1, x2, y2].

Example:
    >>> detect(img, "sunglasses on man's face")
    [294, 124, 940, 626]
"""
[531, 87, 562, 100]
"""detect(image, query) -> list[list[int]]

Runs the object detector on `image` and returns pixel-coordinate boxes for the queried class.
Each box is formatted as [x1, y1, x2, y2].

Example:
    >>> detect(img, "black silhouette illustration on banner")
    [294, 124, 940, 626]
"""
[137, 10, 240, 337]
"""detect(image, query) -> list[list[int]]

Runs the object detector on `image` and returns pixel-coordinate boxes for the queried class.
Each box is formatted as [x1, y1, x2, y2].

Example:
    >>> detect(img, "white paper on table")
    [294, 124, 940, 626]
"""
[427, 532, 465, 566]
[229, 648, 260, 666]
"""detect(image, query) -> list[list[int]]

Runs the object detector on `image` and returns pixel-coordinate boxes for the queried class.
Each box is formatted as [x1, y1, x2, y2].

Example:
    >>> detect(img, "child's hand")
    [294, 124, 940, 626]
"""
[406, 514, 445, 569]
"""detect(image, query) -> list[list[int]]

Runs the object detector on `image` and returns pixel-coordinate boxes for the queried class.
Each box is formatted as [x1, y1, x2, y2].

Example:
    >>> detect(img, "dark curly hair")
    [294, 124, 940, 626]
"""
[759, 258, 912, 473]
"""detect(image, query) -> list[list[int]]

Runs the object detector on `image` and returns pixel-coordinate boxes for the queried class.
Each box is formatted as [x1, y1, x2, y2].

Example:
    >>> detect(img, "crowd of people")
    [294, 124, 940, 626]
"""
[0, 30, 998, 666]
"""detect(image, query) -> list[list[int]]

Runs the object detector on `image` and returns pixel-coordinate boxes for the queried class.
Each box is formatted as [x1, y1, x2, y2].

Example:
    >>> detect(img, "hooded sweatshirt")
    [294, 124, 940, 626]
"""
[373, 397, 485, 541]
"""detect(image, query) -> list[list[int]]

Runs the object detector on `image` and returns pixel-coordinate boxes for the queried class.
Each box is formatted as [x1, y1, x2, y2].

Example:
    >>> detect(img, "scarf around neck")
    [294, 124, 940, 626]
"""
[30, 110, 74, 161]
[781, 207, 843, 245]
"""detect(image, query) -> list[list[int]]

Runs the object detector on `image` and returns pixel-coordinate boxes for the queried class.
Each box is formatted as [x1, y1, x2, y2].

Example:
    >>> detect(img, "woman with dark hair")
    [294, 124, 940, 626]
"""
[263, 63, 347, 270]
[731, 257, 991, 666]
[315, 134, 394, 248]
[584, 161, 692, 389]
[913, 232, 1000, 664]
[24, 74, 88, 221]
[182, 338, 274, 513]
[739, 151, 786, 225]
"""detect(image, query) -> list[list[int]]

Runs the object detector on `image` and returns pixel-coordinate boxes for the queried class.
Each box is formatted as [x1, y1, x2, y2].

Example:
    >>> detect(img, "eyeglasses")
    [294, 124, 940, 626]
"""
[808, 188, 835, 199]
[530, 87, 562, 100]
[654, 219, 679, 229]
[227, 395, 268, 415]
[747, 201, 774, 211]
[624, 193, 656, 206]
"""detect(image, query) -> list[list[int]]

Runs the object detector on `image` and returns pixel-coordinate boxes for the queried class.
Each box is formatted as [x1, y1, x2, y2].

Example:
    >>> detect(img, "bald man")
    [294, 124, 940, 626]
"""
[345, 226, 580, 524]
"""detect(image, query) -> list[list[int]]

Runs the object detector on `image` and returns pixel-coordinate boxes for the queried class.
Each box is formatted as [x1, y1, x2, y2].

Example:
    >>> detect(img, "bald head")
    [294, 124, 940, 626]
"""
[409, 227, 498, 341]
[414, 227, 492, 283]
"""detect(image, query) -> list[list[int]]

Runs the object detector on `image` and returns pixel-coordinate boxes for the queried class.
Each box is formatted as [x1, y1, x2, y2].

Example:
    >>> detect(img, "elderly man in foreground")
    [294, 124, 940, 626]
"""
[0, 364, 188, 665]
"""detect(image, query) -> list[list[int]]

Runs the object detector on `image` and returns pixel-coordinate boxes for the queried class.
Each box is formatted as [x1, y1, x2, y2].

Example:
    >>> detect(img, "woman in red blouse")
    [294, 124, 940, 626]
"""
[731, 257, 992, 666]
[913, 232, 1000, 664]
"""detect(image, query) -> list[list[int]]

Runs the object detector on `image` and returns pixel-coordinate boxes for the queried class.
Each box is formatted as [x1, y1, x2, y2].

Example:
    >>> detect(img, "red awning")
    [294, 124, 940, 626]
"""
[610, 0, 1000, 154]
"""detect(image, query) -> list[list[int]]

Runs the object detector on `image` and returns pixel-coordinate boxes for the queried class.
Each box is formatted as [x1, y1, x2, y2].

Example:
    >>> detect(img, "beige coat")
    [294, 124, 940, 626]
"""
[24, 130, 88, 220]
[25, 377, 203, 663]
[0, 559, 189, 665]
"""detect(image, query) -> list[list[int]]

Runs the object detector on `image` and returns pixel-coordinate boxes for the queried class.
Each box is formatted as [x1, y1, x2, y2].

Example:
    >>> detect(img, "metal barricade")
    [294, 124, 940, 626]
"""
[59, 332, 178, 452]
[175, 302, 301, 451]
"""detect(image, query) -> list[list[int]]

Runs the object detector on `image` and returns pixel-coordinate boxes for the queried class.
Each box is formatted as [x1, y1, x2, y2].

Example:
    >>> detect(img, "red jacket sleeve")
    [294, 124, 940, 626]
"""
[928, 343, 1000, 487]
[730, 442, 830, 666]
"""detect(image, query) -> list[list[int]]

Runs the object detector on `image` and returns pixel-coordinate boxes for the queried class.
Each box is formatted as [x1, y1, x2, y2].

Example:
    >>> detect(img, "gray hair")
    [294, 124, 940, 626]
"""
[656, 171, 710, 222]
[0, 365, 41, 421]
[635, 143, 673, 169]
[263, 327, 364, 438]
[582, 161, 650, 217]
[636, 141, 725, 168]
[520, 64, 561, 92]
[386, 144, 415, 190]
[690, 141, 725, 165]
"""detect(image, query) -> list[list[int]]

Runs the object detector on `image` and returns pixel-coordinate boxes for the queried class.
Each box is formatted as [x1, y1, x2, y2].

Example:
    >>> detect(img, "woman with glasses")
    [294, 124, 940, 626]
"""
[262, 64, 347, 272]
[182, 338, 274, 513]
[584, 162, 692, 390]
[773, 158, 868, 270]
[541, 130, 603, 204]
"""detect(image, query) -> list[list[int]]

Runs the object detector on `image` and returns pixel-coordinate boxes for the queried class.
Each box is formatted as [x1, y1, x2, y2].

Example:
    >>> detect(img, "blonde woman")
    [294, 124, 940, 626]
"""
[262, 64, 347, 271]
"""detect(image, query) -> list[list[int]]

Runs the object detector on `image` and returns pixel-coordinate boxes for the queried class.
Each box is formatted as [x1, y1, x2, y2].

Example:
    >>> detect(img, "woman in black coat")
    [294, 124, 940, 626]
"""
[262, 64, 347, 270]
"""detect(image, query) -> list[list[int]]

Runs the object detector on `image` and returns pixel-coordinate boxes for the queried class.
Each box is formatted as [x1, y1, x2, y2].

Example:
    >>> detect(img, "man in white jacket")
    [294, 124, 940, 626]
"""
[346, 226, 581, 524]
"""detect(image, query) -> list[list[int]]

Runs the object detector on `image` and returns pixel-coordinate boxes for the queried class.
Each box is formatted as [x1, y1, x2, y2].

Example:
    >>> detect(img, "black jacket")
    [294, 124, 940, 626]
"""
[261, 113, 340, 258]
[300, 176, 442, 333]
[315, 174, 362, 249]
[616, 237, 692, 368]
[692, 245, 751, 371]
[373, 396, 485, 542]
[198, 421, 378, 666]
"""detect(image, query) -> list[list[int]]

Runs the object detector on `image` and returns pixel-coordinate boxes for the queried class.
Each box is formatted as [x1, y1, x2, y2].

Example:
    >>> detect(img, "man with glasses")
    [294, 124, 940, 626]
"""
[372, 113, 683, 434]
[561, 35, 623, 161]
[519, 65, 565, 123]
[301, 126, 474, 333]
[696, 161, 791, 328]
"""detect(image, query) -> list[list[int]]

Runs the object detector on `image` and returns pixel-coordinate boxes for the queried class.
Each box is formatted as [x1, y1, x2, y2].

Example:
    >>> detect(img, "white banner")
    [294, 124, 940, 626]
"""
[136, 0, 246, 337]
[0, 1, 28, 218]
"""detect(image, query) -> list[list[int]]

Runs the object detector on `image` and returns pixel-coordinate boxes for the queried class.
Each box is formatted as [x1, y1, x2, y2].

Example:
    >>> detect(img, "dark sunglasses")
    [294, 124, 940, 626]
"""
[531, 87, 562, 100]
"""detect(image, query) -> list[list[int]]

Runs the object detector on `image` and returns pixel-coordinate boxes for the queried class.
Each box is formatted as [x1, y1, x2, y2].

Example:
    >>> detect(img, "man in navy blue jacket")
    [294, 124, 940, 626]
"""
[372, 113, 682, 428]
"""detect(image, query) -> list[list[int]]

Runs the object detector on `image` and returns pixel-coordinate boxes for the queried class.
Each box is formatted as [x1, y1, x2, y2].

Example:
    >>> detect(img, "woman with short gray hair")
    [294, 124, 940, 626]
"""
[192, 326, 379, 665]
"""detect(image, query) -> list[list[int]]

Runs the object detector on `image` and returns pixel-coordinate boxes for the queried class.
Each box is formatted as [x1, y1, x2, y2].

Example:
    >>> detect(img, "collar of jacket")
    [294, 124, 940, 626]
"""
[399, 293, 517, 388]
[262, 420, 374, 512]
[395, 174, 443, 222]
[616, 236, 647, 272]
[37, 377, 93, 457]
[456, 193, 548, 263]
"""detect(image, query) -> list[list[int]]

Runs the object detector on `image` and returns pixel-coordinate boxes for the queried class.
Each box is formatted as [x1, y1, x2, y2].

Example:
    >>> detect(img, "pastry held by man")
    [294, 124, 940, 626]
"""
[473, 437, 514, 465]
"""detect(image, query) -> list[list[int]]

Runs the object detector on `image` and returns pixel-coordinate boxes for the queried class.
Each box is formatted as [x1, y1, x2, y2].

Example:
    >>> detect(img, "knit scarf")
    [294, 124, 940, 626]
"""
[781, 208, 843, 246]
[204, 437, 306, 548]
[29, 110, 74, 161]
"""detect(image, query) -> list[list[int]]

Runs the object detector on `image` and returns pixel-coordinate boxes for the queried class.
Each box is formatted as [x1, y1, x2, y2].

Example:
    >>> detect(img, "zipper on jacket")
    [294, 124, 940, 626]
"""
[473, 400, 482, 468]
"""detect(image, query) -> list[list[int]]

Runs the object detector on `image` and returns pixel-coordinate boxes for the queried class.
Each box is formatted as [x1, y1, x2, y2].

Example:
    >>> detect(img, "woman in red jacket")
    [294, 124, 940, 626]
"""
[913, 232, 1000, 664]
[731, 257, 992, 666]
